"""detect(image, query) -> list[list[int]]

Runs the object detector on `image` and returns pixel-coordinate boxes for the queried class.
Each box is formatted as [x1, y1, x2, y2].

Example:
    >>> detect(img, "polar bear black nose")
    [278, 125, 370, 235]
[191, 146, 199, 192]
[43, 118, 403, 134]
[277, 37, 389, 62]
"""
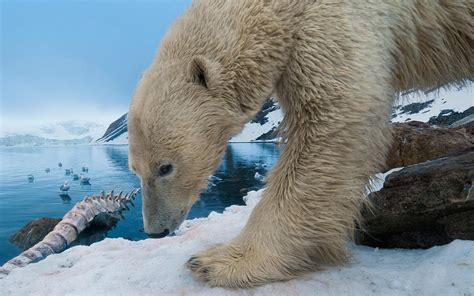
[148, 229, 170, 239]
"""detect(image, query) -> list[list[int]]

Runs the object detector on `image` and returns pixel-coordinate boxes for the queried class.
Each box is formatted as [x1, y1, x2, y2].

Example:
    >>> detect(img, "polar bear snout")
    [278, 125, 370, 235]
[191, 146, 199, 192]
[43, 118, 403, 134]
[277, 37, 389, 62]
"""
[141, 182, 189, 238]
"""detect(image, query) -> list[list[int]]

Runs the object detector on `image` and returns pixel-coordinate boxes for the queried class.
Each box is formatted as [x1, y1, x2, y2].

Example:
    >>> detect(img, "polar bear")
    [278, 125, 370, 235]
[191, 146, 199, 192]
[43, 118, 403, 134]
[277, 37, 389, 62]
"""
[128, 0, 473, 288]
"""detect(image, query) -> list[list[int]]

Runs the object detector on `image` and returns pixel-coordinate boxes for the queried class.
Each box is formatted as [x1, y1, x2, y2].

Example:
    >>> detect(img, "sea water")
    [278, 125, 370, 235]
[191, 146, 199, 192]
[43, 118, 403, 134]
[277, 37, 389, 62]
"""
[0, 143, 280, 264]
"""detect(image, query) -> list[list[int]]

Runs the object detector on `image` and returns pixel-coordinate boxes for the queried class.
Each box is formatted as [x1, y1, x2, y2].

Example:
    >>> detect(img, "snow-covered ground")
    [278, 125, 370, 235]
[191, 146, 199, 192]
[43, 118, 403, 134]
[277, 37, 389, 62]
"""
[1, 189, 473, 296]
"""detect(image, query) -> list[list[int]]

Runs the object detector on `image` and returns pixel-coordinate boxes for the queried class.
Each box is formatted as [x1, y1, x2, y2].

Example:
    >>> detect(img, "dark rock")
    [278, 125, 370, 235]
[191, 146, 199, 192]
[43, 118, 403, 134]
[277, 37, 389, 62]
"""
[384, 121, 473, 171]
[357, 149, 474, 248]
[89, 213, 120, 229]
[10, 217, 61, 250]
[450, 114, 474, 128]
[392, 100, 434, 119]
[255, 126, 278, 141]
[250, 98, 278, 125]
[428, 106, 474, 127]
[10, 214, 122, 251]
[455, 121, 474, 136]
[96, 113, 128, 143]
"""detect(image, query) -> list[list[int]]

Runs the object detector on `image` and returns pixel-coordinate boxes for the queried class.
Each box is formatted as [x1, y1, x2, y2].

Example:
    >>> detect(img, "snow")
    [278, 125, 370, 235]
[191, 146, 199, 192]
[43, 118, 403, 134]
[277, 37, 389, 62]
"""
[38, 121, 106, 141]
[95, 114, 128, 144]
[0, 121, 107, 146]
[229, 86, 472, 143]
[100, 131, 129, 145]
[1, 120, 106, 141]
[230, 108, 283, 142]
[1, 86, 470, 146]
[0, 135, 94, 146]
[393, 86, 473, 123]
[367, 167, 404, 194]
[1, 189, 473, 296]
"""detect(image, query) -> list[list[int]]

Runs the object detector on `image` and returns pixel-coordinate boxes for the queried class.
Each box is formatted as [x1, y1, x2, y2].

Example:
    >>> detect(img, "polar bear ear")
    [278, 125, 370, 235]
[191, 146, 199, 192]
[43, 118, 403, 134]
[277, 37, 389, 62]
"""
[189, 56, 210, 89]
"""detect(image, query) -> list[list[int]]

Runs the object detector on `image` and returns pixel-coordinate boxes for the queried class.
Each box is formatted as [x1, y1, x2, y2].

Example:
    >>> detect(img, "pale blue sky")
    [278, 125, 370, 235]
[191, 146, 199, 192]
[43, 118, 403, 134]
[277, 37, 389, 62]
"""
[1, 0, 191, 130]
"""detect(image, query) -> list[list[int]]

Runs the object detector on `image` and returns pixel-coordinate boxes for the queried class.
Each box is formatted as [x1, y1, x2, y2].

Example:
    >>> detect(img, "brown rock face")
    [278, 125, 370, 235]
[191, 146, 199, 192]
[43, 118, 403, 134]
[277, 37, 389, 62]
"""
[357, 149, 474, 249]
[10, 217, 61, 250]
[384, 121, 473, 172]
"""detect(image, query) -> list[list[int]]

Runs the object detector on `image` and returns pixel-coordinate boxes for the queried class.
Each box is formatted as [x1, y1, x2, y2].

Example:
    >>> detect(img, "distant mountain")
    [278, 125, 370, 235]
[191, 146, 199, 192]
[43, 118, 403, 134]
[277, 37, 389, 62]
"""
[229, 98, 282, 142]
[95, 114, 128, 144]
[97, 86, 473, 145]
[0, 121, 106, 146]
[391, 86, 473, 124]
[96, 98, 282, 144]
[0, 135, 93, 146]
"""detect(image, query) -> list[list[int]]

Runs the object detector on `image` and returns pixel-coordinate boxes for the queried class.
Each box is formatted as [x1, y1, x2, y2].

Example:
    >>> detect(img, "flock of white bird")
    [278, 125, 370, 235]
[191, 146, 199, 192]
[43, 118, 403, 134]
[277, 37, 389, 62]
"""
[27, 162, 91, 195]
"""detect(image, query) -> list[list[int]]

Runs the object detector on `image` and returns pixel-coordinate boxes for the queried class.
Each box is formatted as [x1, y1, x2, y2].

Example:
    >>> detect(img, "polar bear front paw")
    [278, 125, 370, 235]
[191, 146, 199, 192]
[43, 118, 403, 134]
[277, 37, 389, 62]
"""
[187, 243, 288, 288]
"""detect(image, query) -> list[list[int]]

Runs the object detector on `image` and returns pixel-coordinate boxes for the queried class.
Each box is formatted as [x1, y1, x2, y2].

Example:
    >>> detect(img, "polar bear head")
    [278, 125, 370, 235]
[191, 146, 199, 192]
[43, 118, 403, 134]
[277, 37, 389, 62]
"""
[128, 57, 246, 237]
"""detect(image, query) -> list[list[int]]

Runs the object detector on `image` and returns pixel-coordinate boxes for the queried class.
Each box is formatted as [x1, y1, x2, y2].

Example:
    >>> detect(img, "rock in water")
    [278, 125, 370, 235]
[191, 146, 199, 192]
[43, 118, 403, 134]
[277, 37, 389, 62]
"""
[1, 189, 140, 278]
[10, 217, 61, 250]
[383, 121, 473, 172]
[357, 149, 474, 249]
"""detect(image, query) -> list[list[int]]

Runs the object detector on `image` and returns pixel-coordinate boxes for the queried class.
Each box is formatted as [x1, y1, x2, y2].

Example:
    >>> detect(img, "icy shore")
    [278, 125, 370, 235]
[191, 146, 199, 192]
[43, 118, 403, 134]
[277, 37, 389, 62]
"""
[0, 189, 473, 296]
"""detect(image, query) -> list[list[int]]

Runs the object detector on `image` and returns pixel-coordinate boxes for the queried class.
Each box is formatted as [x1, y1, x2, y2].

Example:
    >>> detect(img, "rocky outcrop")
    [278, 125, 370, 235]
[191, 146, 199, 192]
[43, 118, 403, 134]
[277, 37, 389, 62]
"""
[357, 149, 474, 249]
[428, 106, 474, 127]
[10, 215, 123, 252]
[10, 218, 61, 250]
[250, 98, 279, 125]
[384, 121, 473, 171]
[96, 113, 128, 143]
[391, 99, 435, 119]
[457, 121, 474, 135]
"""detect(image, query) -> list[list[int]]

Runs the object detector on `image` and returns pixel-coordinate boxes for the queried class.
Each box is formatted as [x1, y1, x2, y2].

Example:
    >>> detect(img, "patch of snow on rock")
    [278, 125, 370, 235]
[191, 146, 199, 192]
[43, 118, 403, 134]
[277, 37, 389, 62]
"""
[367, 167, 404, 194]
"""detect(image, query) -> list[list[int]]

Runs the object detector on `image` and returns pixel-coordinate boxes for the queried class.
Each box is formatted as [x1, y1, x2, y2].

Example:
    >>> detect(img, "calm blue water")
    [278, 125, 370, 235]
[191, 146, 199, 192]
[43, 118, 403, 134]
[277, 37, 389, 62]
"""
[0, 143, 280, 264]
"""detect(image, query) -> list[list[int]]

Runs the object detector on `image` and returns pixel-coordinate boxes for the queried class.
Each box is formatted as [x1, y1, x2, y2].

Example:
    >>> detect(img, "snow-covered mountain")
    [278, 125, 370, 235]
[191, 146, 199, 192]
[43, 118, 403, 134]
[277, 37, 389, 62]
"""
[392, 86, 473, 124]
[0, 121, 106, 146]
[98, 86, 472, 145]
[230, 98, 282, 142]
[4, 87, 468, 147]
[95, 114, 128, 145]
[95, 98, 283, 145]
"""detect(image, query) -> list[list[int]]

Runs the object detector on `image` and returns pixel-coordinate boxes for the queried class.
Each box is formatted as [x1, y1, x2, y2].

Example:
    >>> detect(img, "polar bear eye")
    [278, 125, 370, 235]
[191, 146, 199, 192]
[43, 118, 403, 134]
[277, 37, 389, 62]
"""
[157, 164, 173, 177]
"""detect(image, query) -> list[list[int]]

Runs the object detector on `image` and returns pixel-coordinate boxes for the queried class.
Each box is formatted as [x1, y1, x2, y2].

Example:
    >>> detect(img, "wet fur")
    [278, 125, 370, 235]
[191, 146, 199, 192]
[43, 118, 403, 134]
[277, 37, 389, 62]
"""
[128, 0, 473, 288]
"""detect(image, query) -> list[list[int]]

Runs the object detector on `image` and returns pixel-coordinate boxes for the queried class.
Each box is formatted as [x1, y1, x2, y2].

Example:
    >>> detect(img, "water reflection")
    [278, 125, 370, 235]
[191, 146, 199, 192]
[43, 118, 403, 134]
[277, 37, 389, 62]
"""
[59, 193, 71, 203]
[188, 143, 281, 219]
[105, 145, 130, 170]
[0, 143, 281, 264]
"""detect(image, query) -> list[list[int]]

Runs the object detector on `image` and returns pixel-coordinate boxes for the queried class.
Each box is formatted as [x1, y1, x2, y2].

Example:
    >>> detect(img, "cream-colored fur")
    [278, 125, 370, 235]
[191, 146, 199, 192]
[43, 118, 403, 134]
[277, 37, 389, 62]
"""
[128, 0, 473, 287]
